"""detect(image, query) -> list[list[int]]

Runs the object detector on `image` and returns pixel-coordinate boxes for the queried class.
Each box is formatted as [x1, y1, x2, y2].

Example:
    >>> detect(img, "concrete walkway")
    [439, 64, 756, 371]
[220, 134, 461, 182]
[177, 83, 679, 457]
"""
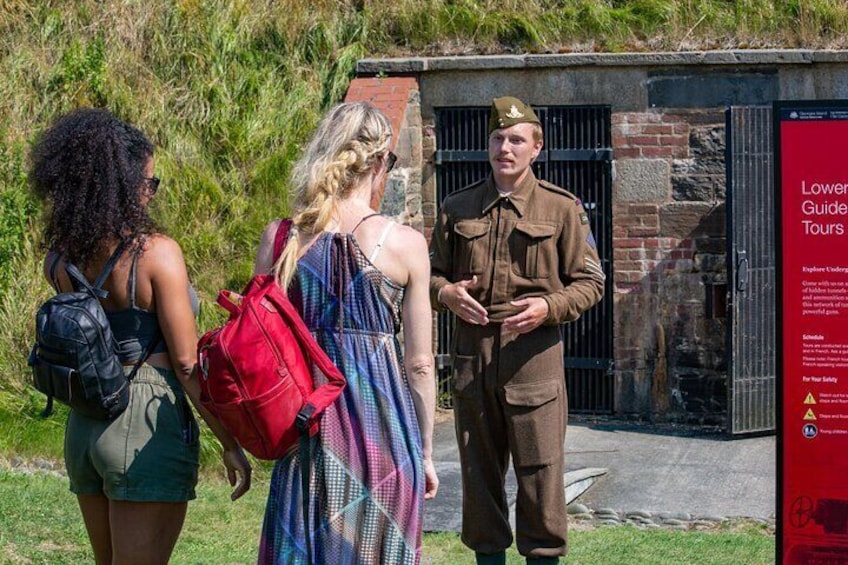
[424, 414, 776, 532]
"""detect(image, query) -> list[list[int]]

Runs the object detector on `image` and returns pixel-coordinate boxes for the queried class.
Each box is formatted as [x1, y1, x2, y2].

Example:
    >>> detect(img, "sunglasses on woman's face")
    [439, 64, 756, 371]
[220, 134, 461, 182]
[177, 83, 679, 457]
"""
[144, 176, 160, 195]
[386, 152, 397, 173]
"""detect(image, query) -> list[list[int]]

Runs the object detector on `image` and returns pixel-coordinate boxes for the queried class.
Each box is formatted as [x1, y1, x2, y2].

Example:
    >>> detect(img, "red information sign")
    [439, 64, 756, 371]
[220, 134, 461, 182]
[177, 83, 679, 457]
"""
[777, 101, 848, 564]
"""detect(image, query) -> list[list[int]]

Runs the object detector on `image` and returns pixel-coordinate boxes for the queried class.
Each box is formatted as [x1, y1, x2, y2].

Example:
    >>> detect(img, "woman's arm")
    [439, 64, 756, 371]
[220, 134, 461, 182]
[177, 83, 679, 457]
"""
[396, 228, 439, 500]
[254, 219, 282, 276]
[148, 236, 252, 500]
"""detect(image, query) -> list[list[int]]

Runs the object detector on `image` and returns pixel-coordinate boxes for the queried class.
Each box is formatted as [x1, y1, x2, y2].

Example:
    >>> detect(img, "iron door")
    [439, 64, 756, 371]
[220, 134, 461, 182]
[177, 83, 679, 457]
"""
[726, 105, 777, 434]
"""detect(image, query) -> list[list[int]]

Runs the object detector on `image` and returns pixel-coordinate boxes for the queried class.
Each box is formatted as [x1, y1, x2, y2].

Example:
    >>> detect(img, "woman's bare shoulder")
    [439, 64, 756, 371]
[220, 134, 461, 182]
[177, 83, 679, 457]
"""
[385, 223, 429, 266]
[140, 233, 183, 258]
[389, 223, 426, 247]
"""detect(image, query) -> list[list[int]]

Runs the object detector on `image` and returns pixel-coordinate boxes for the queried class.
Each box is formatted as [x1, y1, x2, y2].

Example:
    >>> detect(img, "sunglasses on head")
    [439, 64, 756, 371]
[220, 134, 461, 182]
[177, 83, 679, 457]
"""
[386, 151, 397, 173]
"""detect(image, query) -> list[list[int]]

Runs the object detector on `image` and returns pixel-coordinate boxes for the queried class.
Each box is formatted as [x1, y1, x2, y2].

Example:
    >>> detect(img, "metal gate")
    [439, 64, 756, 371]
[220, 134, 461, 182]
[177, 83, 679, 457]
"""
[726, 106, 777, 434]
[434, 105, 614, 413]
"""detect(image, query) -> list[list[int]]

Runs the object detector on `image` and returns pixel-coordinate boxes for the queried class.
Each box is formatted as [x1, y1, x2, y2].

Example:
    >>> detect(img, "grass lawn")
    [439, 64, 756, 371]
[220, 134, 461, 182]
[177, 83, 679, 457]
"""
[0, 466, 774, 565]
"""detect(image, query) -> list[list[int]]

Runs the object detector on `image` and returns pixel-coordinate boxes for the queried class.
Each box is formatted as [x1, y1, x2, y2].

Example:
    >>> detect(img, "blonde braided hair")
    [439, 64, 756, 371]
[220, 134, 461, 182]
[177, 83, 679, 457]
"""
[274, 102, 393, 287]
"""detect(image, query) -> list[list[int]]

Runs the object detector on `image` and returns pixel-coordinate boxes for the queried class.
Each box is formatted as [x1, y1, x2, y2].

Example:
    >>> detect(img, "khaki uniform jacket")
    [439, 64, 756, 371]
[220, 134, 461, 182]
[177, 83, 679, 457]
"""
[430, 170, 605, 323]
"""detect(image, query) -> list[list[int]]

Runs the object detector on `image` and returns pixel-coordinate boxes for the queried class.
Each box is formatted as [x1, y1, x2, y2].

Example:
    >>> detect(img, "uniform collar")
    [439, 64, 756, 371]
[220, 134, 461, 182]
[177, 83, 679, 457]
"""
[481, 170, 537, 216]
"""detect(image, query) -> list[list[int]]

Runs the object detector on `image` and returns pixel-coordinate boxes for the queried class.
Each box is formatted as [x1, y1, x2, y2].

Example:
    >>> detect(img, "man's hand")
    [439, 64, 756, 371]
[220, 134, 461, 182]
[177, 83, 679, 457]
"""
[440, 276, 489, 325]
[501, 296, 549, 334]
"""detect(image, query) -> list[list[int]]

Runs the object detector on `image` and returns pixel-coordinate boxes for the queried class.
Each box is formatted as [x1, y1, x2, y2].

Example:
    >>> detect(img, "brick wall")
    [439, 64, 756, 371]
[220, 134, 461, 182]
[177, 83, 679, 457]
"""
[612, 110, 727, 424]
[344, 77, 423, 228]
[345, 77, 418, 148]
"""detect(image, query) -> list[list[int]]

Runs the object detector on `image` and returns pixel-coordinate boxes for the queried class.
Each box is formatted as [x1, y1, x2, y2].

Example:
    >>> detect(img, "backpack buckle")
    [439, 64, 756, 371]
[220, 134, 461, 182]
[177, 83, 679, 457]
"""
[296, 404, 316, 432]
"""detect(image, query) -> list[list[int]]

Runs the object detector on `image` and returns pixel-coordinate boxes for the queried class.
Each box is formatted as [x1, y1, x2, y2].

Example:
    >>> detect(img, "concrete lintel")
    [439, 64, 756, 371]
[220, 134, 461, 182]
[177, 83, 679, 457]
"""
[357, 49, 843, 75]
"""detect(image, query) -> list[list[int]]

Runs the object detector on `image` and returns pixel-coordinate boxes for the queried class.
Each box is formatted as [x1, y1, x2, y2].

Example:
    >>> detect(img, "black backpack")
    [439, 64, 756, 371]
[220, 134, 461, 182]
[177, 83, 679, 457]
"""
[28, 244, 155, 420]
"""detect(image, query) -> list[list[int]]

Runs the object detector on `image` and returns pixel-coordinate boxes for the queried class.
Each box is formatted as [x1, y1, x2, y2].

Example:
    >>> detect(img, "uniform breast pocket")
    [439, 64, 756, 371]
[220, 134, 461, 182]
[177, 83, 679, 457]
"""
[510, 222, 558, 279]
[454, 220, 491, 275]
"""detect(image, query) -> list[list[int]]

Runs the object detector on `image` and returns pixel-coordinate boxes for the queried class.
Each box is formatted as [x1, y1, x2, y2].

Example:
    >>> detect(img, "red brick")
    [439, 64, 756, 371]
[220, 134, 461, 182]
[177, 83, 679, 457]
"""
[628, 203, 660, 215]
[632, 113, 663, 123]
[615, 148, 642, 159]
[641, 124, 674, 135]
[628, 226, 661, 237]
[618, 215, 644, 227]
[616, 260, 647, 272]
[612, 134, 630, 148]
[671, 146, 690, 158]
[660, 134, 689, 146]
[630, 135, 660, 146]
[614, 238, 645, 249]
[640, 147, 674, 158]
[615, 271, 646, 283]
[613, 249, 631, 261]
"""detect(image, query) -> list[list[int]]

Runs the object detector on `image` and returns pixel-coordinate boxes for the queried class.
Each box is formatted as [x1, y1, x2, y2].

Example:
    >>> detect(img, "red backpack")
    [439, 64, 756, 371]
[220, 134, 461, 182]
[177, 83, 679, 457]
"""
[197, 220, 345, 460]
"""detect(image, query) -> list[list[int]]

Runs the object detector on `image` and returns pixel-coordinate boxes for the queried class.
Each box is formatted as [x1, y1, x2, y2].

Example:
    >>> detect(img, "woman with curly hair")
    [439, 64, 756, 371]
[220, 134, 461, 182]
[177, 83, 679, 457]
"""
[29, 107, 252, 565]
[253, 101, 439, 564]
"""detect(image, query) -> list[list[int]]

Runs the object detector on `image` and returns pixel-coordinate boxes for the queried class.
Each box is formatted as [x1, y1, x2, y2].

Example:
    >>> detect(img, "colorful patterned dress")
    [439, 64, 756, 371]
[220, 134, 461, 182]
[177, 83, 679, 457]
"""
[259, 230, 425, 565]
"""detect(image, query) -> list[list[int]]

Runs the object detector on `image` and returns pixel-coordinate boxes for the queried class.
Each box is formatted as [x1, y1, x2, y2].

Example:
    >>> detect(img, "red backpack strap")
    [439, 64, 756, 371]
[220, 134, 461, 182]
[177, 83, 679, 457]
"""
[272, 219, 293, 263]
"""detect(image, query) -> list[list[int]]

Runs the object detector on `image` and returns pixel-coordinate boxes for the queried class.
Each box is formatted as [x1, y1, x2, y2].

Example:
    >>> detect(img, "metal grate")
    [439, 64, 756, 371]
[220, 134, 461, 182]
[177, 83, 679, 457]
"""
[434, 105, 614, 413]
[726, 106, 776, 435]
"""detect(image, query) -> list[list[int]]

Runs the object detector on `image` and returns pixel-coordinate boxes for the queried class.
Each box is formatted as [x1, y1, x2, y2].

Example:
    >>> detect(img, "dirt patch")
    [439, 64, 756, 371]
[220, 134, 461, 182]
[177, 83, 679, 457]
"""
[434, 408, 454, 425]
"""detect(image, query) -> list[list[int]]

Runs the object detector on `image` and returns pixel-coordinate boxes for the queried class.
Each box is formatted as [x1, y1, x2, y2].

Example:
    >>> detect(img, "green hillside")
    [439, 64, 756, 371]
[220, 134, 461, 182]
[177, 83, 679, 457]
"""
[2, 0, 847, 462]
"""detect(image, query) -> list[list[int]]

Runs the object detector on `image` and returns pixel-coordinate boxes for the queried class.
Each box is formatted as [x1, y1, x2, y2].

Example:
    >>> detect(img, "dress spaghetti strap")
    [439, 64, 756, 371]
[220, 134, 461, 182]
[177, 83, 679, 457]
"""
[350, 212, 381, 234]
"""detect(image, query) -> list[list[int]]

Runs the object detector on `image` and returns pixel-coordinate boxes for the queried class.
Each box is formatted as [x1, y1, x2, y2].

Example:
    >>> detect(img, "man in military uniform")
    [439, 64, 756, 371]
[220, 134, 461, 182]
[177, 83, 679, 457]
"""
[429, 96, 605, 565]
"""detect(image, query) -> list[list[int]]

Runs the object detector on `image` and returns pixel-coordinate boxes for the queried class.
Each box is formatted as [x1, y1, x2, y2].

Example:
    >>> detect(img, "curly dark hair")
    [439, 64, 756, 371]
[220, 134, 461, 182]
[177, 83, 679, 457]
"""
[29, 107, 158, 267]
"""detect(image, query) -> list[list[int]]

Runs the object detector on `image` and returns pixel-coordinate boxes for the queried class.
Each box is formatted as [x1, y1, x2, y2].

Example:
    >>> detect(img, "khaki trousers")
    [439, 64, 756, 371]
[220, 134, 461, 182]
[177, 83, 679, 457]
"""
[451, 322, 568, 558]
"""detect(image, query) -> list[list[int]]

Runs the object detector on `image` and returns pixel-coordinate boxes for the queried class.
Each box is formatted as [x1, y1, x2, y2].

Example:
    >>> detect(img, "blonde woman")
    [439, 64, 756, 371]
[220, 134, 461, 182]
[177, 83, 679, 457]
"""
[253, 102, 438, 564]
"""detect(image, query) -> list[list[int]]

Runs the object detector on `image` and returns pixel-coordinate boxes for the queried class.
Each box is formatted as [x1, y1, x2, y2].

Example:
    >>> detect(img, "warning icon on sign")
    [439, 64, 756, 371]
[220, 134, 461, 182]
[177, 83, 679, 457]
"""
[804, 393, 816, 405]
[803, 423, 818, 439]
[804, 408, 817, 421]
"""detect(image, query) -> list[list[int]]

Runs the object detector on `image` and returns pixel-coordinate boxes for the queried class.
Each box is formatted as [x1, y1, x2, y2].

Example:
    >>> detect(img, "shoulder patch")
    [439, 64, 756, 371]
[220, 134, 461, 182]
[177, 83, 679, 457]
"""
[537, 179, 577, 200]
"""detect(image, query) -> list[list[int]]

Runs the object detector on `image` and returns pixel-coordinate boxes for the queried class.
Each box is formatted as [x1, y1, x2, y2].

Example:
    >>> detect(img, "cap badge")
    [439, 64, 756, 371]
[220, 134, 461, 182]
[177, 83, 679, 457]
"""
[505, 105, 524, 119]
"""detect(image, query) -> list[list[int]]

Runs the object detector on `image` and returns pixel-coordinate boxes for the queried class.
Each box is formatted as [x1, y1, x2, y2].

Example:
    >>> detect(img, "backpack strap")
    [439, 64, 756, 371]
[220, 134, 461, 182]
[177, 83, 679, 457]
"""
[65, 243, 126, 299]
[272, 219, 293, 263]
[126, 328, 161, 382]
[300, 432, 314, 564]
[47, 253, 63, 292]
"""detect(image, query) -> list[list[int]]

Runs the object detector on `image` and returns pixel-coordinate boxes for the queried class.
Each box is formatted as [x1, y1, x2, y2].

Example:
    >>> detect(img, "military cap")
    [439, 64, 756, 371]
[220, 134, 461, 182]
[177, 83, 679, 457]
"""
[488, 96, 541, 134]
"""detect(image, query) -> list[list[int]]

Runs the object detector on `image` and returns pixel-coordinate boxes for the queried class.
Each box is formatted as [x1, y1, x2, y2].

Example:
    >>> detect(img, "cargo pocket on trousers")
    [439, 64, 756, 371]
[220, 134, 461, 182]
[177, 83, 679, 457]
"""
[451, 354, 479, 399]
[503, 379, 563, 467]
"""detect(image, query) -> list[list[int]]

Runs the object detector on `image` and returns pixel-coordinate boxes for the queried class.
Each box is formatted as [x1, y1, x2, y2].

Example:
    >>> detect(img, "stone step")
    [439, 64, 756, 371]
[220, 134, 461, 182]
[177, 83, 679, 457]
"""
[565, 467, 608, 505]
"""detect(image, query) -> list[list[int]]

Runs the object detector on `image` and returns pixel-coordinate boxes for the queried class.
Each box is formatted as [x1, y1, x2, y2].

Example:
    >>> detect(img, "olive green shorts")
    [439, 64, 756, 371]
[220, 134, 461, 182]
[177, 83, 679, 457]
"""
[64, 365, 200, 502]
